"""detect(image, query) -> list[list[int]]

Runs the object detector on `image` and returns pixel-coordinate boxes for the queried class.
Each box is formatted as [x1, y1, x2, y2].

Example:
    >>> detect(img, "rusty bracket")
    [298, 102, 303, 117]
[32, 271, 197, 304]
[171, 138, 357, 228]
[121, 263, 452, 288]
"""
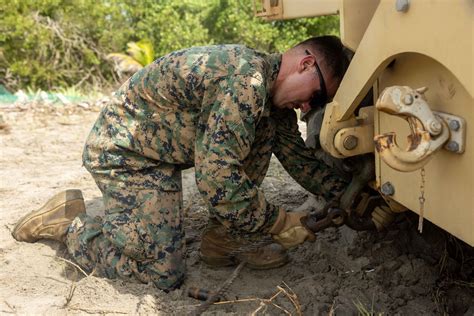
[373, 86, 465, 172]
[253, 0, 283, 20]
[436, 111, 466, 154]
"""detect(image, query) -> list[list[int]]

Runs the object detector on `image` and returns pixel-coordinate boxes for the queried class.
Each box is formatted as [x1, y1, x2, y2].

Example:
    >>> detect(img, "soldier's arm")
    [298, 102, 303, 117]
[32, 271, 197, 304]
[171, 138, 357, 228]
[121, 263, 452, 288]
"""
[194, 75, 281, 235]
[271, 108, 349, 200]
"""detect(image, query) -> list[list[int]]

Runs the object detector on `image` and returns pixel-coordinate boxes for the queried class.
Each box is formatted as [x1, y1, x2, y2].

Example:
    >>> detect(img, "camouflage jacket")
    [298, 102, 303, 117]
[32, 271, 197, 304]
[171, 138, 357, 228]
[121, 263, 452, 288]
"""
[90, 45, 347, 234]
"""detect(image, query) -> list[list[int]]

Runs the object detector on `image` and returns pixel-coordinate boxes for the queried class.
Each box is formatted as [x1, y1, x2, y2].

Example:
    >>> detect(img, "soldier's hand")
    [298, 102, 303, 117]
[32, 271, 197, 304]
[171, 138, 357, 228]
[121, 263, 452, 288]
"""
[269, 209, 316, 249]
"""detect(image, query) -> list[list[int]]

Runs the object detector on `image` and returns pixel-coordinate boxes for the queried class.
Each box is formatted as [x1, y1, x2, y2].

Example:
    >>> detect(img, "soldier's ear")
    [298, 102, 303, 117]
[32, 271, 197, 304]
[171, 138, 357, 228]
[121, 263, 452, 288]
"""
[299, 55, 314, 73]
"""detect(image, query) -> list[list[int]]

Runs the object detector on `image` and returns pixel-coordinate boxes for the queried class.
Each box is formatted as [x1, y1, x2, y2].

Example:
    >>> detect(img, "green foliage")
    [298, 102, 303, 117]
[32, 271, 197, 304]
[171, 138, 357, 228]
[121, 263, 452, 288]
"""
[0, 0, 339, 91]
[107, 39, 155, 73]
[128, 1, 210, 56]
[0, 0, 131, 90]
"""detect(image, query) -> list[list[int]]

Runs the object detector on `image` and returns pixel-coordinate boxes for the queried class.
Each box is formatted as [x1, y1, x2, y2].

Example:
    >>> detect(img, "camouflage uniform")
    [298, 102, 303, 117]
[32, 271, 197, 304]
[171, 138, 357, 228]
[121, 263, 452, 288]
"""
[65, 45, 348, 290]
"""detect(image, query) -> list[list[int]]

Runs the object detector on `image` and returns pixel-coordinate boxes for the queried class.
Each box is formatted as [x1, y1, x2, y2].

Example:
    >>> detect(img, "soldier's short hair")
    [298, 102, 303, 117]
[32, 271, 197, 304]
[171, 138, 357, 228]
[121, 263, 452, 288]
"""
[295, 36, 350, 83]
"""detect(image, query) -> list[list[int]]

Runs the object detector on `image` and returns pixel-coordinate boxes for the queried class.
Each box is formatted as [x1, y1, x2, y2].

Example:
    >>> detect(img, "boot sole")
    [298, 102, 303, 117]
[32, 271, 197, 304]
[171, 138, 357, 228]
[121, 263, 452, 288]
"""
[12, 189, 85, 242]
[200, 252, 290, 270]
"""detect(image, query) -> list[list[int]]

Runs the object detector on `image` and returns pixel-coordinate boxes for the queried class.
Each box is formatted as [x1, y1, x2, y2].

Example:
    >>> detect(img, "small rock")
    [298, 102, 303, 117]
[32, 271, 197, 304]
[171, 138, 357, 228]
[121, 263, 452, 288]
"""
[382, 259, 403, 272]
[411, 286, 429, 295]
[395, 298, 406, 307]
[0, 114, 11, 134]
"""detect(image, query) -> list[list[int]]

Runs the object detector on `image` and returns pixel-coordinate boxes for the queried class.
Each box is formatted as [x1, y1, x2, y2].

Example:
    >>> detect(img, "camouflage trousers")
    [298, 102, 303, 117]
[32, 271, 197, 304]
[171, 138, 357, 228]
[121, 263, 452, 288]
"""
[66, 167, 185, 290]
[65, 166, 185, 291]
[65, 114, 276, 291]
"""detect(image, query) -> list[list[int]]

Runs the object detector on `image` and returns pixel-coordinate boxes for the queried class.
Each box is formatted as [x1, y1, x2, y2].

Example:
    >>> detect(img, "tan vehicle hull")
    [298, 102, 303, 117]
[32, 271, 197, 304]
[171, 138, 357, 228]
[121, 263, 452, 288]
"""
[256, 0, 473, 245]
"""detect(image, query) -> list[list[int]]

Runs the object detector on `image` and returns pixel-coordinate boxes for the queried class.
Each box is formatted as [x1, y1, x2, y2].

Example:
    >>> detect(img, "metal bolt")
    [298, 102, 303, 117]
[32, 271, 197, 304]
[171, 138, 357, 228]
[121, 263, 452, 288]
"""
[429, 120, 442, 135]
[403, 94, 413, 105]
[343, 135, 358, 150]
[381, 182, 395, 196]
[446, 141, 459, 152]
[396, 0, 410, 12]
[448, 120, 460, 131]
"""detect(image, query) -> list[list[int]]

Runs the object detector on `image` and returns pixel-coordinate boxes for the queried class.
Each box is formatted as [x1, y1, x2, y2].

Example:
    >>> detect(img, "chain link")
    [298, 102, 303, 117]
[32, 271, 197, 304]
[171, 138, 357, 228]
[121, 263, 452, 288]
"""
[191, 261, 246, 316]
[418, 167, 426, 233]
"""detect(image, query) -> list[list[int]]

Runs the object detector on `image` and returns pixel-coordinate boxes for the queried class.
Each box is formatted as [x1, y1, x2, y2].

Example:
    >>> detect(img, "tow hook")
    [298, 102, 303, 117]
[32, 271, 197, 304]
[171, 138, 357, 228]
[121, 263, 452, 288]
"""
[374, 86, 453, 172]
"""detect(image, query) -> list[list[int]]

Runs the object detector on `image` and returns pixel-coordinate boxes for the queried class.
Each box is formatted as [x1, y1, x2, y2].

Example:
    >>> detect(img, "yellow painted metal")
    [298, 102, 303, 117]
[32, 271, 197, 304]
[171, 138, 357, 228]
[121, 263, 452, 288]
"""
[375, 54, 474, 246]
[340, 0, 380, 51]
[255, 0, 474, 245]
[254, 0, 340, 20]
[320, 102, 359, 157]
[330, 0, 473, 122]
[253, 0, 379, 51]
[333, 106, 374, 157]
[342, 1, 473, 245]
[281, 0, 339, 19]
[254, 0, 283, 20]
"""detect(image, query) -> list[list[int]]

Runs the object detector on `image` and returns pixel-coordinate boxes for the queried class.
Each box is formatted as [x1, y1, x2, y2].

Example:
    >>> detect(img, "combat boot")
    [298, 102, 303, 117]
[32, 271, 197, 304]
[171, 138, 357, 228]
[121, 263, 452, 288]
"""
[200, 224, 289, 270]
[12, 189, 86, 243]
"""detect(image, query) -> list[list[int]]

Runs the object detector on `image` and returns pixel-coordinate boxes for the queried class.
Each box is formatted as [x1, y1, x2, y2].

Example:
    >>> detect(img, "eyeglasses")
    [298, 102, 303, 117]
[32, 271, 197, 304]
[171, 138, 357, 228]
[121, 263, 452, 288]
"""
[305, 49, 328, 109]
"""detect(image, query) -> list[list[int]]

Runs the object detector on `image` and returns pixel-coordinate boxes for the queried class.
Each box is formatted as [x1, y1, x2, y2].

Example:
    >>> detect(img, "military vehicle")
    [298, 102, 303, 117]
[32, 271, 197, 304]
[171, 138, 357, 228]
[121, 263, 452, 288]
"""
[254, 0, 473, 246]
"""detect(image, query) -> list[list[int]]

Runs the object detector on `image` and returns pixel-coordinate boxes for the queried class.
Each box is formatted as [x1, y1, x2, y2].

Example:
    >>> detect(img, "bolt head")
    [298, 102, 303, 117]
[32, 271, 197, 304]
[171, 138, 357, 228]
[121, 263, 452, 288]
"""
[429, 120, 442, 134]
[343, 135, 358, 150]
[396, 0, 410, 12]
[448, 120, 460, 131]
[403, 94, 413, 105]
[446, 141, 459, 152]
[381, 182, 395, 196]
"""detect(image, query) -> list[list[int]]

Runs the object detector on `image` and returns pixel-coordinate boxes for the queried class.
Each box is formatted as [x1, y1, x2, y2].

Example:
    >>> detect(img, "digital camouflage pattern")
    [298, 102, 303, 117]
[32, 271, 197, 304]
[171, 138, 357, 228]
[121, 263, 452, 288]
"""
[66, 168, 185, 290]
[66, 45, 348, 290]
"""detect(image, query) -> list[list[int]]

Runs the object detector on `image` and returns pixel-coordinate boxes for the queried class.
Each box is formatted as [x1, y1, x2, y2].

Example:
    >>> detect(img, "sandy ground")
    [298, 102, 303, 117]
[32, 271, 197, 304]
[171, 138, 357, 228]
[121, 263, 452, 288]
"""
[0, 104, 473, 315]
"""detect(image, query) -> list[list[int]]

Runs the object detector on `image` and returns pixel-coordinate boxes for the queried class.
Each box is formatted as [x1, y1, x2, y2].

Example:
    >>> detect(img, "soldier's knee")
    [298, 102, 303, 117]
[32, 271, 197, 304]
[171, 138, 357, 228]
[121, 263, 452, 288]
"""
[142, 249, 186, 291]
[144, 257, 185, 291]
[152, 268, 186, 292]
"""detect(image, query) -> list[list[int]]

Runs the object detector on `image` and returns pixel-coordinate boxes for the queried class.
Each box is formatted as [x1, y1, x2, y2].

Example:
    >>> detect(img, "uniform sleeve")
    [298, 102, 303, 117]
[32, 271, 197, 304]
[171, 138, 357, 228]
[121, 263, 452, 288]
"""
[194, 75, 281, 234]
[271, 108, 349, 200]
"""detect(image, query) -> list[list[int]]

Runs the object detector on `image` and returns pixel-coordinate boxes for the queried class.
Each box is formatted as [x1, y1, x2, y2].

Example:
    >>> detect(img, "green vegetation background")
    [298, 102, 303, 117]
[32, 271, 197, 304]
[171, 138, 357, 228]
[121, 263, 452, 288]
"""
[0, 0, 339, 92]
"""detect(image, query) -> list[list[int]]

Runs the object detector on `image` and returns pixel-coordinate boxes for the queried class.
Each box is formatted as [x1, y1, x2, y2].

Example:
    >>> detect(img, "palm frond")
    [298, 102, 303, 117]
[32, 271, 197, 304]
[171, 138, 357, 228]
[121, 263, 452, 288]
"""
[106, 53, 144, 73]
[107, 39, 155, 74]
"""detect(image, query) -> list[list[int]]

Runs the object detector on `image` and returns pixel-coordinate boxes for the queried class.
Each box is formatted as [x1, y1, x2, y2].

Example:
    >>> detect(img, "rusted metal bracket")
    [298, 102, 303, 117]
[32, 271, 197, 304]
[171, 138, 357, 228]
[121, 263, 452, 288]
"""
[253, 0, 340, 20]
[253, 0, 283, 20]
[374, 86, 464, 172]
[436, 112, 466, 154]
